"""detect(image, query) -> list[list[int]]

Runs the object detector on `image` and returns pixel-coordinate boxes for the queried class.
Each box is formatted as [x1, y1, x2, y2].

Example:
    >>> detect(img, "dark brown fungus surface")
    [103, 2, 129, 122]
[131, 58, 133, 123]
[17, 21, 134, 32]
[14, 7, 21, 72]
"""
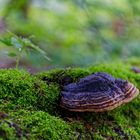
[60, 72, 139, 112]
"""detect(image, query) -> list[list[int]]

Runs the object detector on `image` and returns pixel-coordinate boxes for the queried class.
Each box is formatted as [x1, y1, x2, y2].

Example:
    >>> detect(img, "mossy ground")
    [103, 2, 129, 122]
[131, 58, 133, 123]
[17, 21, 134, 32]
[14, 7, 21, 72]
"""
[0, 61, 140, 139]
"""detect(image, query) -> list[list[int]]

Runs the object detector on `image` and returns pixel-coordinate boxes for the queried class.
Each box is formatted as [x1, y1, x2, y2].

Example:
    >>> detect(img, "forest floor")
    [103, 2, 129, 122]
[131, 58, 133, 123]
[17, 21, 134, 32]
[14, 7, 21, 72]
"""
[0, 59, 140, 140]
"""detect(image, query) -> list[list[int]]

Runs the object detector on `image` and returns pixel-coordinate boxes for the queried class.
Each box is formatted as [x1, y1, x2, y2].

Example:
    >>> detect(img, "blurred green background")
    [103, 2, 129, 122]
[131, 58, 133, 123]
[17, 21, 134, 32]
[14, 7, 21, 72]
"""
[0, 0, 140, 72]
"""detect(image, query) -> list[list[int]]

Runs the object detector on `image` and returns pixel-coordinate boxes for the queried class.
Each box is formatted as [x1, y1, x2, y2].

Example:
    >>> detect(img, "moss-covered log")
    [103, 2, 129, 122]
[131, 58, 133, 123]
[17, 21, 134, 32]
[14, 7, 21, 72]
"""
[0, 63, 140, 139]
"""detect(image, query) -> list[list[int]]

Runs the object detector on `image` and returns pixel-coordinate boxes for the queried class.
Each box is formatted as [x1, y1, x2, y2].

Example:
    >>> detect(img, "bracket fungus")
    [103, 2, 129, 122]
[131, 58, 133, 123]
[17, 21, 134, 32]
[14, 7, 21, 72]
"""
[60, 72, 139, 112]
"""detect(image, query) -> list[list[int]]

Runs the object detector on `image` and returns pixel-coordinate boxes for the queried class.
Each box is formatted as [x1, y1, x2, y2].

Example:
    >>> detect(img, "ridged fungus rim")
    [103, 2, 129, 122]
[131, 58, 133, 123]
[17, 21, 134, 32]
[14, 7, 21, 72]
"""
[60, 72, 139, 112]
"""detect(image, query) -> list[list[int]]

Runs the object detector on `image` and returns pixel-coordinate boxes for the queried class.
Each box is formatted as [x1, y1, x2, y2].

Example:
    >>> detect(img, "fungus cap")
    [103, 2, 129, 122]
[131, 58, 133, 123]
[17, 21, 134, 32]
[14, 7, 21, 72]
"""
[60, 72, 139, 112]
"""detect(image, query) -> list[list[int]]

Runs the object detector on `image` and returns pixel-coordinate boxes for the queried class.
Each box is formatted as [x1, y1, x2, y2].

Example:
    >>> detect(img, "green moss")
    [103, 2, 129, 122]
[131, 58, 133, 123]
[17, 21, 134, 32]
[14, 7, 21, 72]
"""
[0, 110, 75, 140]
[0, 120, 18, 140]
[0, 69, 60, 114]
[35, 63, 140, 139]
[0, 63, 140, 139]
[36, 68, 90, 85]
[12, 110, 75, 140]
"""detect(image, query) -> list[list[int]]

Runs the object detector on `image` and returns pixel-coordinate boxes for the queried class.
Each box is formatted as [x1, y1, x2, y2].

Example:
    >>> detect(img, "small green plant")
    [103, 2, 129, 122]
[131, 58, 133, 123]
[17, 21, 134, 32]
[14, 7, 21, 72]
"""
[0, 31, 50, 68]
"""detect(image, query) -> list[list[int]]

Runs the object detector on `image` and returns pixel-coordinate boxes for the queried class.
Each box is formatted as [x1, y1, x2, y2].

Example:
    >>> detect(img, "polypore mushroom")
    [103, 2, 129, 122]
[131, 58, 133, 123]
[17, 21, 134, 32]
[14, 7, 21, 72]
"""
[60, 72, 139, 112]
